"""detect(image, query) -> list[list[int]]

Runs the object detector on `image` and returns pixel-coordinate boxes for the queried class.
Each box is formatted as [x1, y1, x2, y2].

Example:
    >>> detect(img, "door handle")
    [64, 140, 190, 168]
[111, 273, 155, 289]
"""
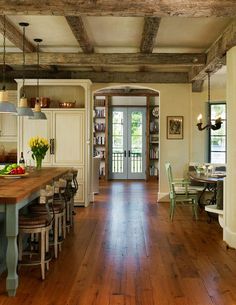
[124, 150, 126, 157]
[50, 139, 55, 155]
[128, 150, 131, 157]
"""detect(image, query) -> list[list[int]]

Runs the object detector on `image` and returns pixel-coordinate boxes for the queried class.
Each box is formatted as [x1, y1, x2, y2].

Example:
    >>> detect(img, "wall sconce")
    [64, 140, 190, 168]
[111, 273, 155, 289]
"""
[197, 113, 222, 131]
[196, 71, 223, 131]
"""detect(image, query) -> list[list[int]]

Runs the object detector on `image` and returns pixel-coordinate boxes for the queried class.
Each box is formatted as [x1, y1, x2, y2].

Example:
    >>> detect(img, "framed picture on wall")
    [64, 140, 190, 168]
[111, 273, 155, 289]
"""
[167, 116, 184, 139]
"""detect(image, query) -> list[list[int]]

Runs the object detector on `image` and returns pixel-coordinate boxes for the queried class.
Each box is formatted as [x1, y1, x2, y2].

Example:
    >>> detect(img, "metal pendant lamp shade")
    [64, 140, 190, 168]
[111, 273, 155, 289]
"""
[0, 15, 17, 114]
[29, 38, 47, 120]
[17, 22, 34, 117]
[30, 102, 47, 120]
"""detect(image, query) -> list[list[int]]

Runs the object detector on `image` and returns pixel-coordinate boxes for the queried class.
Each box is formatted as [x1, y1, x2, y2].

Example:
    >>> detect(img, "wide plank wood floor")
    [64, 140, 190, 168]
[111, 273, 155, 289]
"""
[0, 180, 236, 305]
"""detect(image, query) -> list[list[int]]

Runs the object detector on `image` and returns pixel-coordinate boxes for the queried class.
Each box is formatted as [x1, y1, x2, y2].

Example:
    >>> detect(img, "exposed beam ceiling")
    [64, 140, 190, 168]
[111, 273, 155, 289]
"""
[6, 70, 189, 83]
[140, 17, 161, 53]
[1, 52, 206, 66]
[0, 15, 35, 52]
[0, 1, 236, 17]
[189, 20, 236, 82]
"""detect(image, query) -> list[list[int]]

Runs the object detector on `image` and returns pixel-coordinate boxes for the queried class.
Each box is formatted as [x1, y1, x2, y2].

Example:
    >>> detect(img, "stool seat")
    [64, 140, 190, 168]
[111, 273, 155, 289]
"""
[19, 214, 51, 228]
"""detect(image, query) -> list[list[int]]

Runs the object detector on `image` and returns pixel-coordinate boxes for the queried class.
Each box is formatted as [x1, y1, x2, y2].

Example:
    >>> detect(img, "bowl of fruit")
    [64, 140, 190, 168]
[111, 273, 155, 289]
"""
[0, 164, 28, 178]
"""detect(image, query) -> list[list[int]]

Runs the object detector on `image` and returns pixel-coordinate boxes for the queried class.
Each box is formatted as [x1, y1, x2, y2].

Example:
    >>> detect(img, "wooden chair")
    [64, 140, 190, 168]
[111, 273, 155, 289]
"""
[165, 162, 198, 221]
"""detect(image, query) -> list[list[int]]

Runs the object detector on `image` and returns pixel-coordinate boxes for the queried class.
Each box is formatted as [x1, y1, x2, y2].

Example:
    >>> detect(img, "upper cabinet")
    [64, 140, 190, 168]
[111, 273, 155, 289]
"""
[0, 91, 17, 142]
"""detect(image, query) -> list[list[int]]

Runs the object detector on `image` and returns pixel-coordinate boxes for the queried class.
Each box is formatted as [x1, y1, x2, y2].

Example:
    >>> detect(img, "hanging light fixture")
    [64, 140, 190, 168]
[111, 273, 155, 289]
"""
[0, 15, 17, 114]
[17, 22, 34, 117]
[196, 71, 222, 131]
[30, 38, 47, 120]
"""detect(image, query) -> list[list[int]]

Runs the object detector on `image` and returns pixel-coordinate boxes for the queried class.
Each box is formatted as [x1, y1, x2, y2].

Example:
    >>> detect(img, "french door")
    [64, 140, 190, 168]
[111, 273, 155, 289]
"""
[109, 107, 146, 179]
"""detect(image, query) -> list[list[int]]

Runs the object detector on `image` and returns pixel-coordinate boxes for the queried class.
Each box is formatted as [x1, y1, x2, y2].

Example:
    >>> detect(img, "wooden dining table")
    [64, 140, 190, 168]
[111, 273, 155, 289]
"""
[189, 170, 226, 207]
[0, 167, 71, 296]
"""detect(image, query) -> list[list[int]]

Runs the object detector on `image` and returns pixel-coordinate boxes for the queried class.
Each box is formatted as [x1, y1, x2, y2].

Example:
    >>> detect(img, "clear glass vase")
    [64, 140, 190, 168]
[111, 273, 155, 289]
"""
[35, 156, 43, 170]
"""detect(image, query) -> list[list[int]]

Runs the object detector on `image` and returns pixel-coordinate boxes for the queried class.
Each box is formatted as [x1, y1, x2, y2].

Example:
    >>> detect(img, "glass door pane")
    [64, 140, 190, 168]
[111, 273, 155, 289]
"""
[109, 108, 127, 179]
[128, 108, 146, 179]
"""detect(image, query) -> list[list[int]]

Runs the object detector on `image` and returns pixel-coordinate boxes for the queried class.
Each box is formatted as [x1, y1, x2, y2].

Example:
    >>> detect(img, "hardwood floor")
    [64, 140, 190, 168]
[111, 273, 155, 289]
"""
[0, 180, 236, 305]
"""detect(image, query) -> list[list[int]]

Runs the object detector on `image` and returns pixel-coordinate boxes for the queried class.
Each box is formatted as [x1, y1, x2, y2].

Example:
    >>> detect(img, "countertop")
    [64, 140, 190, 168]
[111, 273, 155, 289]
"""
[0, 167, 71, 204]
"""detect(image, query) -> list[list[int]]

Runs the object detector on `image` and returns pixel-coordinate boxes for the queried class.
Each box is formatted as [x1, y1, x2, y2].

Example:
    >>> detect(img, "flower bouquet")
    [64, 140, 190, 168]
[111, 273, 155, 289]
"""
[28, 136, 49, 169]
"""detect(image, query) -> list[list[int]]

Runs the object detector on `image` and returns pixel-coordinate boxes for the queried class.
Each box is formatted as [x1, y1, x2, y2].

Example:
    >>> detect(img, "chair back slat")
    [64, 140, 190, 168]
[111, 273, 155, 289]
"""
[165, 162, 175, 198]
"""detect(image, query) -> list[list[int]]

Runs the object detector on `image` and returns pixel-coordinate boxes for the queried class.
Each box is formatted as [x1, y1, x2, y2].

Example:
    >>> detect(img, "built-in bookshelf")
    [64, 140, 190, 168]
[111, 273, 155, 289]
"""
[147, 96, 159, 179]
[93, 96, 108, 179]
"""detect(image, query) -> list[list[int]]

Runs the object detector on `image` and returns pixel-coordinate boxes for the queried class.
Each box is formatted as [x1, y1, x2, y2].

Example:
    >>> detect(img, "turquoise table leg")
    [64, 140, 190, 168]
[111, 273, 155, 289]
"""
[5, 204, 18, 296]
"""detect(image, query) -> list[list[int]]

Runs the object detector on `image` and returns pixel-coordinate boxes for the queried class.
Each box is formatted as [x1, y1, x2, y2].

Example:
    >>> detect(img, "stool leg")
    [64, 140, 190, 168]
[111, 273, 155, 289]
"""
[40, 231, 45, 280]
[70, 198, 73, 228]
[54, 216, 58, 259]
[45, 229, 49, 271]
[58, 216, 62, 252]
[63, 211, 66, 240]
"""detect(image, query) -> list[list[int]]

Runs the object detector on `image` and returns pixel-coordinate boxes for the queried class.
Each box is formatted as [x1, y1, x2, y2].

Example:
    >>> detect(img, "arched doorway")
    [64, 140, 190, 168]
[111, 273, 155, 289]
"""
[93, 85, 160, 181]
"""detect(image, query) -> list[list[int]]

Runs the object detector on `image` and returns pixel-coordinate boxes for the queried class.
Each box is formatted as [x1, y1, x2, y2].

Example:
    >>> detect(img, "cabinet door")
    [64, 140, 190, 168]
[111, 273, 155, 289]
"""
[52, 111, 84, 165]
[20, 111, 52, 166]
[0, 91, 17, 141]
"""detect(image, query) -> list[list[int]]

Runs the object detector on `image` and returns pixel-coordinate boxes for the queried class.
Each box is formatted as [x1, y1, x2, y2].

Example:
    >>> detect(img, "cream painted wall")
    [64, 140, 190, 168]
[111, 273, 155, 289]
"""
[92, 83, 192, 199]
[92, 79, 226, 200]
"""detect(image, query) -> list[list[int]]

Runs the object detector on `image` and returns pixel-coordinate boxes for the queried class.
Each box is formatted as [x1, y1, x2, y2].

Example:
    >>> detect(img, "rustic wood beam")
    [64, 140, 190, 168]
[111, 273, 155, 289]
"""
[6, 70, 189, 83]
[0, 15, 35, 52]
[189, 20, 236, 82]
[66, 16, 93, 53]
[0, 1, 236, 17]
[140, 17, 161, 53]
[192, 80, 204, 92]
[1, 52, 206, 66]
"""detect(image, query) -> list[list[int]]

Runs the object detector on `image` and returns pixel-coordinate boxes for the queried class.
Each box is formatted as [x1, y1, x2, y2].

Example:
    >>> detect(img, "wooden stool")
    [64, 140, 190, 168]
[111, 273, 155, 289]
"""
[18, 190, 53, 280]
[53, 180, 67, 255]
[64, 174, 75, 232]
[72, 169, 79, 214]
[30, 184, 66, 259]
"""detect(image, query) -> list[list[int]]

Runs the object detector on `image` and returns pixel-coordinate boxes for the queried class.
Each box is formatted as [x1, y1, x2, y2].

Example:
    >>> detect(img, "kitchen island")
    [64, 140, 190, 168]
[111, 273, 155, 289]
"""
[0, 167, 71, 296]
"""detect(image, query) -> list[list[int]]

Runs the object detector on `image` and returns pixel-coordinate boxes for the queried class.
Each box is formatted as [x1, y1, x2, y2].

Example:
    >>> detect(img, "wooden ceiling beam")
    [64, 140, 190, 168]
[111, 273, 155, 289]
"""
[189, 20, 236, 82]
[1, 52, 206, 66]
[192, 80, 204, 92]
[6, 70, 189, 83]
[66, 16, 94, 53]
[0, 15, 35, 52]
[0, 1, 235, 17]
[140, 17, 161, 53]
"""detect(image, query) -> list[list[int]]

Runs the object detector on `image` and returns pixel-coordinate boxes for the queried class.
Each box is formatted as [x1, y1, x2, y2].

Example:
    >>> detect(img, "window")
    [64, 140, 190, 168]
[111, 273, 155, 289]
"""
[209, 103, 226, 163]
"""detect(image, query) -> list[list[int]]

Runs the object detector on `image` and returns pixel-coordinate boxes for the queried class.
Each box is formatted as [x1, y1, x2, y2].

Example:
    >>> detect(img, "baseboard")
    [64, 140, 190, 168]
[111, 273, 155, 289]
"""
[158, 192, 169, 202]
[224, 226, 236, 249]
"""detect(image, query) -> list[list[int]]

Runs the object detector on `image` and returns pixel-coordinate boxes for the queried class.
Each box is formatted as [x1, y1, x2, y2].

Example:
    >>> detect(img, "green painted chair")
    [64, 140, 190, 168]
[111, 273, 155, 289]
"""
[165, 162, 198, 221]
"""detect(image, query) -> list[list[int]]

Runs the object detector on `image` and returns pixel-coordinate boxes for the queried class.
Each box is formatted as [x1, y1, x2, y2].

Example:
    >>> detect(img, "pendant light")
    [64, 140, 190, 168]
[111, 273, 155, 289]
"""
[30, 38, 47, 120]
[17, 22, 34, 117]
[196, 71, 222, 131]
[0, 15, 17, 114]
[197, 71, 223, 131]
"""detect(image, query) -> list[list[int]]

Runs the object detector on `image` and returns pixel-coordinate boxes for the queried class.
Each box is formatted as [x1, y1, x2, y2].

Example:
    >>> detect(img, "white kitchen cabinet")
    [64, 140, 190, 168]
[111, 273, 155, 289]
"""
[17, 79, 93, 207]
[52, 111, 84, 166]
[19, 109, 87, 206]
[0, 91, 17, 142]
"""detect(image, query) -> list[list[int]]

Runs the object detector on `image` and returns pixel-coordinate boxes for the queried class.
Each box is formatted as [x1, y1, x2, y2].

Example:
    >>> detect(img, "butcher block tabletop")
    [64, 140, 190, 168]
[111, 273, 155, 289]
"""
[0, 167, 71, 204]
